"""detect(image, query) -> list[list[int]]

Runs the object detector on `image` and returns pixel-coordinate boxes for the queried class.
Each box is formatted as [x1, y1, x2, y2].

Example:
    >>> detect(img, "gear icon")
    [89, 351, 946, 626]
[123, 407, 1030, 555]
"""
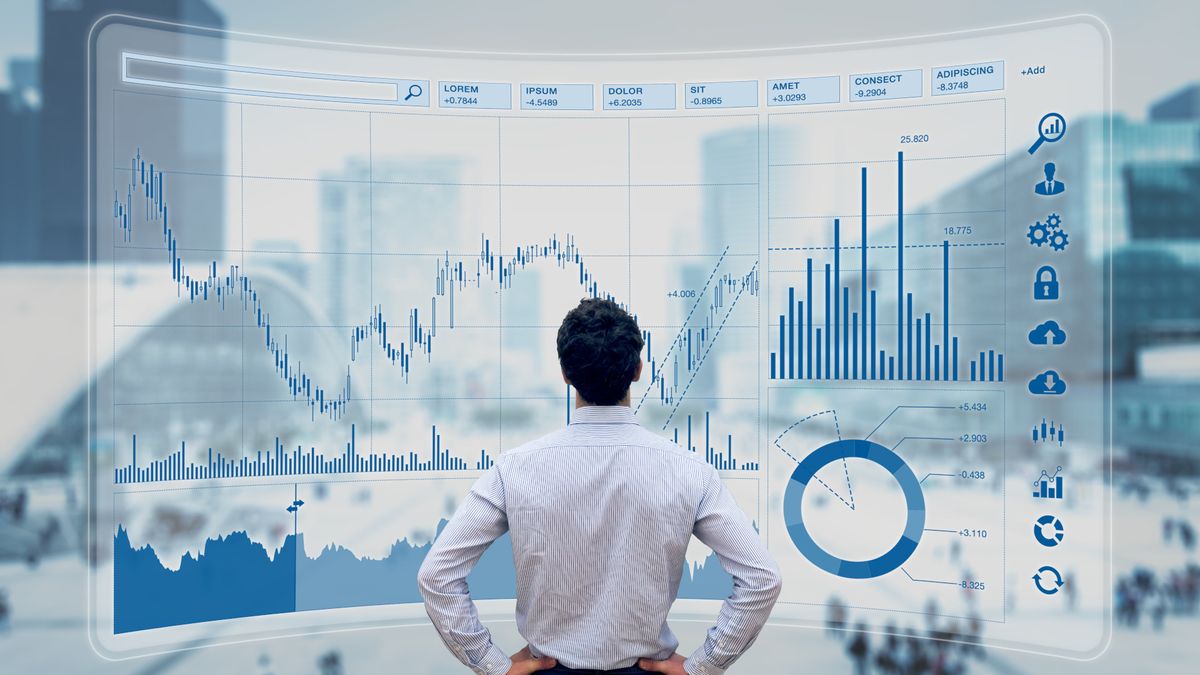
[1027, 221, 1050, 246]
[1049, 230, 1070, 251]
[1045, 213, 1062, 230]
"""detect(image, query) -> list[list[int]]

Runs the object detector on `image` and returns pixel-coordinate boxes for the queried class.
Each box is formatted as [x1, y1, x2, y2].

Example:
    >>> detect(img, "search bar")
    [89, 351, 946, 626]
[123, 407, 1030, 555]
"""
[122, 52, 429, 107]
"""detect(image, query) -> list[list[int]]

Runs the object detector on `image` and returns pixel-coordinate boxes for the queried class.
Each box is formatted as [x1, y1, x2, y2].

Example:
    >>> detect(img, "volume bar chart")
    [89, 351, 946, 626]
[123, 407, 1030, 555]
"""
[114, 425, 495, 484]
[670, 411, 760, 471]
[769, 152, 1004, 383]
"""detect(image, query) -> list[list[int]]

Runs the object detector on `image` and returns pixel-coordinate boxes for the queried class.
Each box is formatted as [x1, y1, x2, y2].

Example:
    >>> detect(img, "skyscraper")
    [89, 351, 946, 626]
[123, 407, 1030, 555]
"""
[0, 58, 40, 261]
[38, 0, 225, 261]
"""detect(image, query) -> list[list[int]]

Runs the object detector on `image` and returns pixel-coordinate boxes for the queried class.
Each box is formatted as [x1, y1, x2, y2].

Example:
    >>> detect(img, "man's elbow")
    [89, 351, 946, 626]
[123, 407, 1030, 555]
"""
[760, 560, 784, 602]
[416, 557, 442, 601]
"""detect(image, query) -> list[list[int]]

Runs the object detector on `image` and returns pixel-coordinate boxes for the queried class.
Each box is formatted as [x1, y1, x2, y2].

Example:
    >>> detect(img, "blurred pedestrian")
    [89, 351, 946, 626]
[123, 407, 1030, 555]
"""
[1063, 571, 1077, 612]
[847, 623, 870, 675]
[876, 627, 899, 675]
[827, 596, 848, 637]
[319, 650, 343, 675]
[1181, 521, 1196, 551]
[0, 588, 10, 634]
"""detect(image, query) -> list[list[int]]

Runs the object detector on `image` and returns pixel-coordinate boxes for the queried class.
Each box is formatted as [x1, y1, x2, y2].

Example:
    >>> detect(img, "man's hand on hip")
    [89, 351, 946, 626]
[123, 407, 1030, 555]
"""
[507, 646, 557, 674]
[638, 653, 688, 674]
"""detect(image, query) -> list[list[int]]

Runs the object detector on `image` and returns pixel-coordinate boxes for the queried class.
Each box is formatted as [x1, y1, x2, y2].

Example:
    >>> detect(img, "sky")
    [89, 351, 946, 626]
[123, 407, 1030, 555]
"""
[1, 0, 1197, 119]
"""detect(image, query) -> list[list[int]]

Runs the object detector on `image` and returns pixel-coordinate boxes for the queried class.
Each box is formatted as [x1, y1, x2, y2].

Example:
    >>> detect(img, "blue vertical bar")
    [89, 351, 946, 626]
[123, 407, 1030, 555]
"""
[861, 166, 868, 380]
[998, 353, 1005, 382]
[705, 412, 710, 464]
[989, 350, 996, 381]
[833, 219, 840, 379]
[935, 345, 941, 381]
[787, 286, 795, 379]
[870, 291, 877, 379]
[797, 301, 804, 380]
[897, 151, 904, 378]
[915, 316, 922, 381]
[816, 329, 823, 379]
[770, 353, 776, 379]
[924, 312, 931, 380]
[824, 264, 831, 378]
[971, 360, 977, 382]
[852, 313, 858, 379]
[906, 293, 913, 380]
[806, 258, 814, 379]
[843, 286, 850, 377]
[942, 240, 950, 380]
[953, 337, 959, 381]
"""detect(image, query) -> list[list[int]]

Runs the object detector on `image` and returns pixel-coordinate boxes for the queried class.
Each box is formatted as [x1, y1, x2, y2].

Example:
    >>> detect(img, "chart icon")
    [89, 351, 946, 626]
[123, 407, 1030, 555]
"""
[1034, 514, 1065, 547]
[1033, 467, 1065, 499]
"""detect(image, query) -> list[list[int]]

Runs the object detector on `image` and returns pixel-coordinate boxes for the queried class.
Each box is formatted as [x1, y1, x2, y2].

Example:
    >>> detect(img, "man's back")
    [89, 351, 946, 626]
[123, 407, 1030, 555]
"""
[419, 298, 780, 675]
[503, 407, 715, 666]
[419, 406, 781, 674]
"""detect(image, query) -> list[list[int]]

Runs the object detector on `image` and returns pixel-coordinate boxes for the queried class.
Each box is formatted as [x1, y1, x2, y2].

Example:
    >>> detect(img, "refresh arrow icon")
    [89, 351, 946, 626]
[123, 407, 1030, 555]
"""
[1033, 565, 1064, 595]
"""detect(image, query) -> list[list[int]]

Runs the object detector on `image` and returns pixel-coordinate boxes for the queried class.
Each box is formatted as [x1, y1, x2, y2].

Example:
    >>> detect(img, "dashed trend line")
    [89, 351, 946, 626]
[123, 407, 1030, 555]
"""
[635, 247, 728, 415]
[772, 409, 855, 511]
[660, 260, 756, 429]
[768, 242, 1005, 251]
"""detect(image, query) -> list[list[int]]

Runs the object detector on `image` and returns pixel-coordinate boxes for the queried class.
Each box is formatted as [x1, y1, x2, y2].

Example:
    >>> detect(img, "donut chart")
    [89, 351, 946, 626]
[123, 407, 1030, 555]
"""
[783, 439, 926, 579]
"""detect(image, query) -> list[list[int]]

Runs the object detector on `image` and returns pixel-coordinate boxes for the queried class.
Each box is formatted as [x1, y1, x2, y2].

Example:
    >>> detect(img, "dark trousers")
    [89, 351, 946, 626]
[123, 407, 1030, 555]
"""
[539, 665, 652, 674]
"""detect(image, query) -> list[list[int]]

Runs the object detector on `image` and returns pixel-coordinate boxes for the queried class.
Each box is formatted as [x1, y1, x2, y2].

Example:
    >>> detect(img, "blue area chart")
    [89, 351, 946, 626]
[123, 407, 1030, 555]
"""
[113, 521, 732, 633]
[782, 438, 925, 579]
[112, 149, 759, 479]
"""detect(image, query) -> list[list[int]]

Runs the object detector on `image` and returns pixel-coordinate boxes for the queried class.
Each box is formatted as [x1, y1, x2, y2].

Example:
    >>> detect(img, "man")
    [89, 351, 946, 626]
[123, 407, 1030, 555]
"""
[419, 298, 782, 675]
[1034, 162, 1065, 196]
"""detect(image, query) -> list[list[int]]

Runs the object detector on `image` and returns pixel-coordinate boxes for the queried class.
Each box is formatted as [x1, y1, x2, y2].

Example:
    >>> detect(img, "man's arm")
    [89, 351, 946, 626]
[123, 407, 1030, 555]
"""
[684, 467, 783, 675]
[417, 467, 514, 675]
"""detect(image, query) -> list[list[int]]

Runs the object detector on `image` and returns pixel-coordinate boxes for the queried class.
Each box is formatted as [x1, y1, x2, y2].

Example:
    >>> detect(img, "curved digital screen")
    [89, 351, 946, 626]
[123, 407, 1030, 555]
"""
[88, 15, 1111, 659]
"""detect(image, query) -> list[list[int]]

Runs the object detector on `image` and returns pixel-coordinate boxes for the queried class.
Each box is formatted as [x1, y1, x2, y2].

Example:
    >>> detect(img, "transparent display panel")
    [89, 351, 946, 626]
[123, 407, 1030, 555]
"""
[89, 15, 1110, 659]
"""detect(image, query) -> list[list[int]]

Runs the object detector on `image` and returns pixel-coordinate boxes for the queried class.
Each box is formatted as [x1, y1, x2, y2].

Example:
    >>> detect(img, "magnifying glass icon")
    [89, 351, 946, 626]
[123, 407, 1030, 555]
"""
[1028, 112, 1066, 154]
[403, 83, 423, 102]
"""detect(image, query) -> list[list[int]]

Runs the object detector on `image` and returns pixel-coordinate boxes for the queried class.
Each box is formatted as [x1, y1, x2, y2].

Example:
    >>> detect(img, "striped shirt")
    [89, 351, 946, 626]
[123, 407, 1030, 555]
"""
[417, 405, 782, 675]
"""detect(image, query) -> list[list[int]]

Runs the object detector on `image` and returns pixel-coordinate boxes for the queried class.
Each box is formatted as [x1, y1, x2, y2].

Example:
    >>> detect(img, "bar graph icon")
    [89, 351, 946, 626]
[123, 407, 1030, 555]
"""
[768, 151, 1004, 383]
[1032, 466, 1064, 500]
[1032, 418, 1065, 446]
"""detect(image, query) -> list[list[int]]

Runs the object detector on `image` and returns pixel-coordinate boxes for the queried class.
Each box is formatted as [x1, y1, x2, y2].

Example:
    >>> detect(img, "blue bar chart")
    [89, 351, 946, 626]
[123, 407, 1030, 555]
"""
[113, 425, 497, 484]
[768, 152, 1004, 383]
[669, 411, 761, 471]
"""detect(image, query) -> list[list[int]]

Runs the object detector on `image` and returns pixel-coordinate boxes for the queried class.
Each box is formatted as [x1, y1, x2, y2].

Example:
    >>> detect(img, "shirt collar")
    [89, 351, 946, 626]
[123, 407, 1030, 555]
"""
[569, 405, 637, 425]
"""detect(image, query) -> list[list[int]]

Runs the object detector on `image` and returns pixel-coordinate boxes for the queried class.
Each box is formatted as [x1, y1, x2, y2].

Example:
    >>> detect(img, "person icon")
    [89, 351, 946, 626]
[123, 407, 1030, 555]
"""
[1035, 162, 1066, 195]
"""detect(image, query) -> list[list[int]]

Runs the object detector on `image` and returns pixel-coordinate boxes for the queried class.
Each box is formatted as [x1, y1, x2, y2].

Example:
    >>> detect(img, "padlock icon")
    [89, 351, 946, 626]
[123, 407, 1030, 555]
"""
[1033, 265, 1060, 300]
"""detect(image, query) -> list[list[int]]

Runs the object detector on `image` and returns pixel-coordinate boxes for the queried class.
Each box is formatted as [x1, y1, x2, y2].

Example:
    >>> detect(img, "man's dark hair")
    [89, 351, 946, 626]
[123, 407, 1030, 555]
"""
[556, 298, 644, 406]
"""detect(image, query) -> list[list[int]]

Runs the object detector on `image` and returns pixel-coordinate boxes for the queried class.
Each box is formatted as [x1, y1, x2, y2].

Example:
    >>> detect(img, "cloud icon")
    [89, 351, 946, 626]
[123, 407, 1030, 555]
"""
[1028, 320, 1067, 346]
[1029, 370, 1067, 395]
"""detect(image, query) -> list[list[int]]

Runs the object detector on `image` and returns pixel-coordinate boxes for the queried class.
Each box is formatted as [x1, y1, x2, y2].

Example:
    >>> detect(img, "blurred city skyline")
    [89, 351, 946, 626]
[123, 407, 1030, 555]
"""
[0, 4, 1198, 674]
[1, 1, 1198, 120]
